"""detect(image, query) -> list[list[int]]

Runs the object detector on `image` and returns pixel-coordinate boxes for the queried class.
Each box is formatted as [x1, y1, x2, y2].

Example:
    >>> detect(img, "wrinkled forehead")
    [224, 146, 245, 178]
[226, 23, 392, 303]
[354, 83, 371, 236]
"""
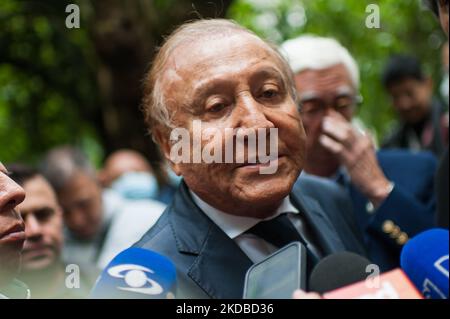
[160, 32, 285, 90]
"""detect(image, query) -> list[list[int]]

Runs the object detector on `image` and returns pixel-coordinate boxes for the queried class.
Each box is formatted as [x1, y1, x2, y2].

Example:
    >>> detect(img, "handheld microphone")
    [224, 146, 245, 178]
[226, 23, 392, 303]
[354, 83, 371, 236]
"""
[309, 252, 422, 299]
[309, 252, 371, 294]
[90, 247, 177, 299]
[401, 228, 449, 299]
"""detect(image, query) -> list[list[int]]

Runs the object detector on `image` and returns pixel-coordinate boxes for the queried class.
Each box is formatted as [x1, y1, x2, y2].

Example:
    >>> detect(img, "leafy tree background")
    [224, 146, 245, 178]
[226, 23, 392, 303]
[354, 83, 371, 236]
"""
[0, 0, 446, 171]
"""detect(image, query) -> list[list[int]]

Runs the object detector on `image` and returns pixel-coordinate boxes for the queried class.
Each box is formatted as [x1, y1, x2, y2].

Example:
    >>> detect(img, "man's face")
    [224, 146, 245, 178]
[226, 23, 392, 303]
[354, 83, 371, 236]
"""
[386, 78, 433, 125]
[158, 33, 306, 217]
[0, 163, 26, 285]
[57, 172, 103, 240]
[17, 176, 63, 272]
[294, 64, 356, 173]
[438, 0, 449, 36]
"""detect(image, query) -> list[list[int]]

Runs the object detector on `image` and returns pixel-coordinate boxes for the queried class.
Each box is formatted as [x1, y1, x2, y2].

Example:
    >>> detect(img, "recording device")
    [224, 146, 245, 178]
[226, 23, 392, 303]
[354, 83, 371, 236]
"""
[309, 252, 371, 294]
[401, 228, 449, 299]
[309, 252, 422, 299]
[243, 242, 306, 299]
[90, 247, 177, 299]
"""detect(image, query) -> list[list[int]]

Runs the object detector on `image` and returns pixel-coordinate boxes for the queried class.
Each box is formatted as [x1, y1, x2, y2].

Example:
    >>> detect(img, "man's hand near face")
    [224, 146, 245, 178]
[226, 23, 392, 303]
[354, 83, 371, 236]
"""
[318, 112, 393, 207]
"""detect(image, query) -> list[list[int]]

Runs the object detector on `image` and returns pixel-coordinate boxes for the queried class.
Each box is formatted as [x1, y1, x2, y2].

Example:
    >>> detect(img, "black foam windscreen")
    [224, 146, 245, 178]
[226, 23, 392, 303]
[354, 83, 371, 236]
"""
[309, 251, 372, 294]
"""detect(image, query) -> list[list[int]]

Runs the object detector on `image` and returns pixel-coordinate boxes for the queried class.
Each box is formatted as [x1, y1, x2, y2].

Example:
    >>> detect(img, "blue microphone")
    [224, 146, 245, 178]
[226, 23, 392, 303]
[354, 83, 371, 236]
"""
[91, 247, 177, 299]
[400, 228, 449, 299]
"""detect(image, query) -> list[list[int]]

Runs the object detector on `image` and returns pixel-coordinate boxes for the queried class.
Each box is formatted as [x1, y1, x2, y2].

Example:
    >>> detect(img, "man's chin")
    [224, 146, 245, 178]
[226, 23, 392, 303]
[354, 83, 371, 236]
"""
[21, 251, 56, 271]
[231, 178, 293, 213]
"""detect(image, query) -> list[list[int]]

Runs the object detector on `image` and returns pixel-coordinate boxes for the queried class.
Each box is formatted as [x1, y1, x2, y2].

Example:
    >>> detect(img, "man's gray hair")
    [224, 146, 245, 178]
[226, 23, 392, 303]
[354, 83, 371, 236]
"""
[142, 18, 298, 140]
[279, 35, 360, 89]
[39, 145, 95, 193]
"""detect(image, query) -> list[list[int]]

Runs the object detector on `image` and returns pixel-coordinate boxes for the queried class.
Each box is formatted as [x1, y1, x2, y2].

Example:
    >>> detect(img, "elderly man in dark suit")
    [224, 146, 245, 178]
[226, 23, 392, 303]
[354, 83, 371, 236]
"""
[136, 19, 366, 299]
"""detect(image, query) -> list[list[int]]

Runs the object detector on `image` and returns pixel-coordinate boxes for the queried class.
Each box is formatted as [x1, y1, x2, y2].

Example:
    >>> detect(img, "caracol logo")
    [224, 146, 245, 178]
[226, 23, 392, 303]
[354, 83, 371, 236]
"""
[107, 264, 163, 295]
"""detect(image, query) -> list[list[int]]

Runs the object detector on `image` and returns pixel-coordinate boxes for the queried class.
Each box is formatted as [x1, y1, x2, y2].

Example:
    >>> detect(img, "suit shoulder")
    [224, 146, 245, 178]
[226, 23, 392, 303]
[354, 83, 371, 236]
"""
[295, 174, 347, 198]
[377, 149, 437, 171]
[133, 209, 173, 249]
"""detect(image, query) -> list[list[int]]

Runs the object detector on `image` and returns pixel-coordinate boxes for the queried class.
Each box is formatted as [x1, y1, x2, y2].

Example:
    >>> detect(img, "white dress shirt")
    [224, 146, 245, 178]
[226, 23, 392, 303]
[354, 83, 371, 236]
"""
[190, 191, 322, 264]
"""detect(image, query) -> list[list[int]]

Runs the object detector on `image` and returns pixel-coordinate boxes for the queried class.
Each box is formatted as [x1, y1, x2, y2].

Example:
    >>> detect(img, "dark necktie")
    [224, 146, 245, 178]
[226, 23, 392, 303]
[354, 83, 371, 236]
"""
[246, 213, 320, 274]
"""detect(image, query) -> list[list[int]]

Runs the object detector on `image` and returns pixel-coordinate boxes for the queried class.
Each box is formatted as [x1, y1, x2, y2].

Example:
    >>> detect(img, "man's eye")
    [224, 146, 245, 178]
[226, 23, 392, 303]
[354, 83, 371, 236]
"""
[208, 103, 227, 113]
[261, 89, 278, 99]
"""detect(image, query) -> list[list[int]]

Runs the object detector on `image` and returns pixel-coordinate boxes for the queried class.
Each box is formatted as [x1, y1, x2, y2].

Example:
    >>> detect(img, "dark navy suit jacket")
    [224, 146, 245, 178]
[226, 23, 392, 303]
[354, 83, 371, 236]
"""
[134, 179, 366, 299]
[334, 149, 437, 271]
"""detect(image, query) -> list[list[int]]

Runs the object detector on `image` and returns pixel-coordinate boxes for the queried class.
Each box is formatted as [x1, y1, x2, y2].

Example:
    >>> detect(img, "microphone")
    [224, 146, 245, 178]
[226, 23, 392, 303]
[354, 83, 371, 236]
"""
[90, 247, 177, 299]
[309, 252, 371, 294]
[400, 228, 449, 299]
[309, 252, 422, 299]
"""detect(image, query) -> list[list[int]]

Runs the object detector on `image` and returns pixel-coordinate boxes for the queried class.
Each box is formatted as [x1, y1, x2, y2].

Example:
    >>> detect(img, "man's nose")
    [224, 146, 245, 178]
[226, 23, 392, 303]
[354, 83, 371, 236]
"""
[24, 214, 42, 240]
[235, 94, 275, 129]
[323, 107, 341, 120]
[396, 96, 413, 111]
[0, 177, 26, 214]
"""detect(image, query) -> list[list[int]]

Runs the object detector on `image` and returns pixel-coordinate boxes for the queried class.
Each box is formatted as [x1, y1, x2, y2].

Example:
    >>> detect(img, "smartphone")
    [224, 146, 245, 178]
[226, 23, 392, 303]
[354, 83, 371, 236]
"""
[243, 242, 307, 299]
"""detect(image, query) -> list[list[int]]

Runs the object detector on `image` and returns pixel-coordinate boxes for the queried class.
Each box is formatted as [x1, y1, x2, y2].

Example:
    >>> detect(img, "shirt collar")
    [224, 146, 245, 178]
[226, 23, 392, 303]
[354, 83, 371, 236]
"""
[190, 190, 299, 239]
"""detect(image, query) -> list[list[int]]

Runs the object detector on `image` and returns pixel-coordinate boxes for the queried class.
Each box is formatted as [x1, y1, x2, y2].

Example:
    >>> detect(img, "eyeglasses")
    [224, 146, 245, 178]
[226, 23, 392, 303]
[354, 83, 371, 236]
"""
[298, 95, 363, 119]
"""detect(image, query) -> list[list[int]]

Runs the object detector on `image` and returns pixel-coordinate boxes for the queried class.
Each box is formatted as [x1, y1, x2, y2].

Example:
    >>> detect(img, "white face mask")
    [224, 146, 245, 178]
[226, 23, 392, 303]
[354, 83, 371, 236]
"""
[111, 172, 159, 200]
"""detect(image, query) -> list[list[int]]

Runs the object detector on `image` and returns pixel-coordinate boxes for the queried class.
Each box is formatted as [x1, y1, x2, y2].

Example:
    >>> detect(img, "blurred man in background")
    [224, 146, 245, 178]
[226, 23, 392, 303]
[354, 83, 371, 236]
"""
[39, 146, 119, 277]
[382, 54, 447, 155]
[281, 35, 437, 271]
[0, 161, 29, 299]
[40, 146, 166, 271]
[9, 164, 90, 298]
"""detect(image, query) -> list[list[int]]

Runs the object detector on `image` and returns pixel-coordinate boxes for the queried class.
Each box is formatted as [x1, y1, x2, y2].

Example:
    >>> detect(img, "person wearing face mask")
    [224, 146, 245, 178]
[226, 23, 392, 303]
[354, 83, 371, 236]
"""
[0, 161, 29, 299]
[99, 149, 160, 200]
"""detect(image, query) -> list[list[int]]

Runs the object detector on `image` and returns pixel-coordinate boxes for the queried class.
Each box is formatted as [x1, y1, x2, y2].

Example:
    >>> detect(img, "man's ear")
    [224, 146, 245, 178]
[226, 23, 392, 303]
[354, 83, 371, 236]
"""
[153, 126, 182, 176]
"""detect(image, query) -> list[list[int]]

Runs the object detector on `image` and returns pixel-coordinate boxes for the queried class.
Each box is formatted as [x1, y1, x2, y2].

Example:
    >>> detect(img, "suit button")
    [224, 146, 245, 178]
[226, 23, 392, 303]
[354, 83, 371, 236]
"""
[390, 226, 401, 238]
[382, 220, 395, 233]
[397, 232, 409, 245]
[366, 202, 375, 214]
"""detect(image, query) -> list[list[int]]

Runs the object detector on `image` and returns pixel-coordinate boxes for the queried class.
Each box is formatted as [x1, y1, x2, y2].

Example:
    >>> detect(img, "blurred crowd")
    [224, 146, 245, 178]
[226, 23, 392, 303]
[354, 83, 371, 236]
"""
[0, 0, 448, 299]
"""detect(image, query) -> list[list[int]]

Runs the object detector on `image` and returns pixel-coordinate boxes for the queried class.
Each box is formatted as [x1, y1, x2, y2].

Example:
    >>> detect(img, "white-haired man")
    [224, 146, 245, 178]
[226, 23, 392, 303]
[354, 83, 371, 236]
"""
[281, 36, 437, 271]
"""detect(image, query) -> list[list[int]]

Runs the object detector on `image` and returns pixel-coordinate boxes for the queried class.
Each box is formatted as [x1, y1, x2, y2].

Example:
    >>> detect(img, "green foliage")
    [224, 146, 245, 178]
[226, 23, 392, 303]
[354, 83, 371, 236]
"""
[0, 0, 102, 165]
[228, 0, 447, 141]
[0, 0, 446, 166]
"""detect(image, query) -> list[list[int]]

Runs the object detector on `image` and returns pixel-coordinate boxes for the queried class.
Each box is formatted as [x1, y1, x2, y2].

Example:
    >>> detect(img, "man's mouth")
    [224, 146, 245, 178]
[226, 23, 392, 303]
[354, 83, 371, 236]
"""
[0, 223, 26, 244]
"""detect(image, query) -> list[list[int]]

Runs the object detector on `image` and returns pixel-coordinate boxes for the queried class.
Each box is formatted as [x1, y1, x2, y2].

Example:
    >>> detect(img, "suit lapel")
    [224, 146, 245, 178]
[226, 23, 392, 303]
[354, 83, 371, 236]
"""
[170, 182, 253, 298]
[290, 190, 346, 256]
